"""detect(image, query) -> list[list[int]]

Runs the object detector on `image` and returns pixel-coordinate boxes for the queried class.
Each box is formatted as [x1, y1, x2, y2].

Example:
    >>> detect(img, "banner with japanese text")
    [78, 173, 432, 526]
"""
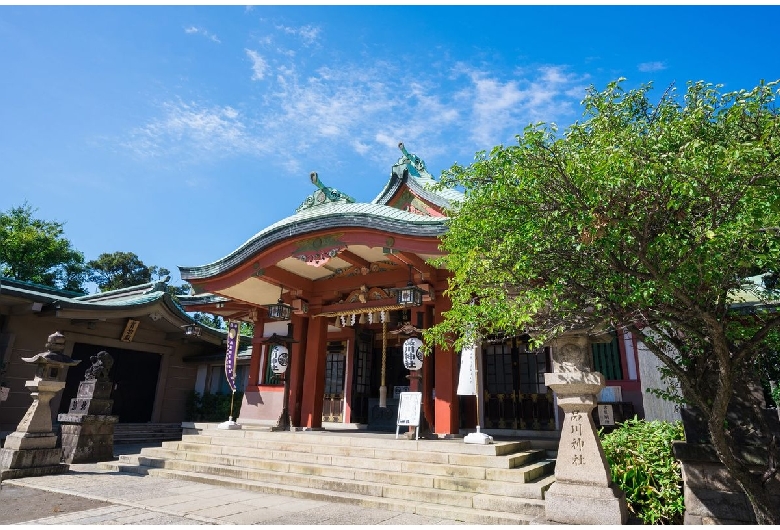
[225, 321, 239, 392]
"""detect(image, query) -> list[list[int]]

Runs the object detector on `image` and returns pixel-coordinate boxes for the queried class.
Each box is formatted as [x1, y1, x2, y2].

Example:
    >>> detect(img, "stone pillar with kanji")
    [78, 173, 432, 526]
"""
[541, 331, 628, 525]
[0, 332, 79, 480]
[58, 350, 118, 463]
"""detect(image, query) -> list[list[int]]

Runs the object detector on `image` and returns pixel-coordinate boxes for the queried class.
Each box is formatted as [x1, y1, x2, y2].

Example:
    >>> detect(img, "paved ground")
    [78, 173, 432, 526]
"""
[0, 443, 468, 526]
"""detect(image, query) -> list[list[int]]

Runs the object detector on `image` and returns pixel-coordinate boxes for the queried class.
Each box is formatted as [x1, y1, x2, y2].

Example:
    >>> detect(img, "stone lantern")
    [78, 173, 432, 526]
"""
[541, 331, 628, 525]
[0, 331, 80, 479]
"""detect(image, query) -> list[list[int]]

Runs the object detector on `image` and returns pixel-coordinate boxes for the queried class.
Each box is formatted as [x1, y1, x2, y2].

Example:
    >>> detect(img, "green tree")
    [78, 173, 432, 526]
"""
[426, 79, 780, 523]
[87, 251, 166, 292]
[193, 312, 254, 336]
[0, 203, 87, 292]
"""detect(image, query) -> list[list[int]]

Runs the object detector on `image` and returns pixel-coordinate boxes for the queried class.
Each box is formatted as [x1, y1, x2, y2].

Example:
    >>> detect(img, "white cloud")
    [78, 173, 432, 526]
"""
[124, 29, 587, 179]
[638, 61, 666, 73]
[184, 26, 221, 44]
[124, 101, 265, 160]
[275, 24, 321, 46]
[245, 49, 269, 81]
[460, 65, 584, 145]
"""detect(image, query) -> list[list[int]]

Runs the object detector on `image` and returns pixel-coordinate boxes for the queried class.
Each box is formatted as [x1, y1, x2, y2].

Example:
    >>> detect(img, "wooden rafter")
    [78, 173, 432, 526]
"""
[337, 249, 371, 271]
[385, 251, 438, 282]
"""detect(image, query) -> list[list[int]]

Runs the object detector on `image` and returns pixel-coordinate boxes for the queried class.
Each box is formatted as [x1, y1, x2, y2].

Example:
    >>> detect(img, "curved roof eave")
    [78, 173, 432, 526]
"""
[371, 170, 463, 211]
[180, 202, 449, 281]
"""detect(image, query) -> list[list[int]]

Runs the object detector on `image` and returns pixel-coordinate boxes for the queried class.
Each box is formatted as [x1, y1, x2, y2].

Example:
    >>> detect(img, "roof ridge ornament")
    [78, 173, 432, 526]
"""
[397, 142, 428, 176]
[296, 171, 356, 212]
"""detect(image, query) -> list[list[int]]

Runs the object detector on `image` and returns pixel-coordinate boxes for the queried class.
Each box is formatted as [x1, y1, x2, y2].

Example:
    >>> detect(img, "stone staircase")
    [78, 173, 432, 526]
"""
[99, 424, 557, 524]
[113, 423, 183, 444]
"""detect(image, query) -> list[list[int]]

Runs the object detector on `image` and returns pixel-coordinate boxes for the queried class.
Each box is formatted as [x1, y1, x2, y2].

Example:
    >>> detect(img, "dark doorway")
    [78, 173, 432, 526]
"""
[350, 331, 373, 424]
[483, 339, 556, 431]
[59, 343, 161, 423]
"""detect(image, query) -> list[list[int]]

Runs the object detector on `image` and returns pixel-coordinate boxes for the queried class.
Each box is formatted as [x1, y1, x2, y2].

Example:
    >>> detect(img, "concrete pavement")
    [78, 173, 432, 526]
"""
[0, 443, 469, 525]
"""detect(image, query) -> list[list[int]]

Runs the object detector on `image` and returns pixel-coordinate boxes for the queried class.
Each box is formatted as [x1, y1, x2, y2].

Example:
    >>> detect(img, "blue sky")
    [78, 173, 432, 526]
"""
[2, 5, 779, 291]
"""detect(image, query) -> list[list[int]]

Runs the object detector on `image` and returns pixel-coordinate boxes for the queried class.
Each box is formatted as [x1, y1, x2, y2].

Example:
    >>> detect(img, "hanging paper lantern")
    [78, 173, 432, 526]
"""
[402, 337, 424, 370]
[269, 344, 289, 374]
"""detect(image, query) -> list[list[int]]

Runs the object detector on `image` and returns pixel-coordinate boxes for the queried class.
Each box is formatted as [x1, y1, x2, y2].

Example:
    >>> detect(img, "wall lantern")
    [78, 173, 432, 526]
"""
[182, 323, 202, 337]
[393, 264, 426, 307]
[265, 285, 293, 321]
[402, 337, 424, 371]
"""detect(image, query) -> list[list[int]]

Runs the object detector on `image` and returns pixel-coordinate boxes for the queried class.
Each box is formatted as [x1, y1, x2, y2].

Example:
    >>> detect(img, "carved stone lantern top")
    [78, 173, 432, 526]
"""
[21, 331, 80, 379]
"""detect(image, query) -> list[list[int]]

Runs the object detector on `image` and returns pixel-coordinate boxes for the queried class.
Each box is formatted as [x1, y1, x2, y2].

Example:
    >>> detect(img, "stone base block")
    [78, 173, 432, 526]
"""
[61, 434, 115, 464]
[544, 481, 628, 525]
[0, 446, 63, 470]
[59, 416, 118, 464]
[2, 432, 58, 451]
[0, 463, 68, 480]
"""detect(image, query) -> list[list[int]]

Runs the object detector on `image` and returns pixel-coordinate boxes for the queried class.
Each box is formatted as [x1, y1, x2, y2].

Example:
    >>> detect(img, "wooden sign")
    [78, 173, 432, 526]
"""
[121, 319, 140, 342]
[598, 404, 615, 426]
[396, 391, 422, 440]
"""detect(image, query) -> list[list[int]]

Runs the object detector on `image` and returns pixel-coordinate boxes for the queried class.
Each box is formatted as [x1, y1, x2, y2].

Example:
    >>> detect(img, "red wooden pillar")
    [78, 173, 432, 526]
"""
[434, 295, 458, 434]
[299, 314, 328, 428]
[288, 312, 308, 427]
[247, 316, 265, 386]
[422, 305, 435, 431]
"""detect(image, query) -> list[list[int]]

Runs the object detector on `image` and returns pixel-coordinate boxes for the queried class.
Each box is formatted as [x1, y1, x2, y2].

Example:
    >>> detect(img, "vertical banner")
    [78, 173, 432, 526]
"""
[457, 344, 477, 395]
[225, 321, 239, 392]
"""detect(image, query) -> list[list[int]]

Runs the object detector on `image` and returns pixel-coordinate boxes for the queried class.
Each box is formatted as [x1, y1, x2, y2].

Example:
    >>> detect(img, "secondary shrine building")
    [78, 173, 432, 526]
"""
[180, 144, 645, 436]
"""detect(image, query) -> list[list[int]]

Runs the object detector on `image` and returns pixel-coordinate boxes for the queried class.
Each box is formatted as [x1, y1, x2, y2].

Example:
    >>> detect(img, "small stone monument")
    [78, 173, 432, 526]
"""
[58, 350, 119, 463]
[541, 331, 628, 525]
[0, 331, 80, 480]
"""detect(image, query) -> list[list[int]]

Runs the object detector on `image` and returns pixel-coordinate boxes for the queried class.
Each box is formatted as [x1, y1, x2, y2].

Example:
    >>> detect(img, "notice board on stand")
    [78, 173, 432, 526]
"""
[396, 391, 422, 439]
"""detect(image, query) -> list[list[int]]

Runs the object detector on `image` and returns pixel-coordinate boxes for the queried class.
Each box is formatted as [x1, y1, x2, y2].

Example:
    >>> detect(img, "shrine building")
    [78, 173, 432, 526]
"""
[179, 143, 645, 436]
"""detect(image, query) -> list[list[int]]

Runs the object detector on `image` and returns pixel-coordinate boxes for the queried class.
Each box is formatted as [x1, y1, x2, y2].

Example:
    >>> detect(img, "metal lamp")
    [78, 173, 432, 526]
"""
[265, 285, 293, 321]
[393, 264, 426, 307]
[182, 323, 202, 337]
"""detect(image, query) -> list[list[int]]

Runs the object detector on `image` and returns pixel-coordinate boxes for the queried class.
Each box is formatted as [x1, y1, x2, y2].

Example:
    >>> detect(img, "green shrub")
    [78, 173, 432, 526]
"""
[185, 390, 243, 422]
[599, 417, 685, 525]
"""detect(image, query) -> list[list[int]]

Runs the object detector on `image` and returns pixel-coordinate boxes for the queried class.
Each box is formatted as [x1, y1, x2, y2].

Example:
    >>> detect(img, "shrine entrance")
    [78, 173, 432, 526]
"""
[482, 338, 556, 431]
[59, 342, 161, 423]
[322, 341, 347, 423]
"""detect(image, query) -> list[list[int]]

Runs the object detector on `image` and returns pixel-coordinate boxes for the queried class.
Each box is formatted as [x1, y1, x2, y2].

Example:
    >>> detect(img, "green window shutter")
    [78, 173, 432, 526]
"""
[592, 333, 623, 380]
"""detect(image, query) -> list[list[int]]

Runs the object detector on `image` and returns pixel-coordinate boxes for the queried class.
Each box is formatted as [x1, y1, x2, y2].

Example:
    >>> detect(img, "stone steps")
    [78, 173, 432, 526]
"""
[113, 423, 182, 444]
[99, 425, 556, 524]
[105, 464, 547, 525]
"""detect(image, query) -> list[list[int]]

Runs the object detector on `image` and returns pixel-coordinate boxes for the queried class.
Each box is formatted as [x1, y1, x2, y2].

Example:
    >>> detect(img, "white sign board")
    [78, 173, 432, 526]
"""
[598, 404, 615, 426]
[396, 392, 422, 439]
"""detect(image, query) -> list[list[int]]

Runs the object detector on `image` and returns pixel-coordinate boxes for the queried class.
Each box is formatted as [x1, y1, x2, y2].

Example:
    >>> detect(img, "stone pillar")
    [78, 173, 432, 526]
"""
[541, 332, 628, 525]
[0, 332, 79, 480]
[58, 351, 118, 464]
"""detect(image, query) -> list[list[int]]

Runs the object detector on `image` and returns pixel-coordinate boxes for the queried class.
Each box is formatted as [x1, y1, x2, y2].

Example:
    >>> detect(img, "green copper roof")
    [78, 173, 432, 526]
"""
[372, 142, 463, 210]
[0, 276, 225, 344]
[180, 201, 449, 281]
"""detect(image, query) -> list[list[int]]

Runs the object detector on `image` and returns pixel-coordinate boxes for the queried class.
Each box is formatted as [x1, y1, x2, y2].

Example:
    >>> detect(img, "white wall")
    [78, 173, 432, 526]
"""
[637, 340, 682, 422]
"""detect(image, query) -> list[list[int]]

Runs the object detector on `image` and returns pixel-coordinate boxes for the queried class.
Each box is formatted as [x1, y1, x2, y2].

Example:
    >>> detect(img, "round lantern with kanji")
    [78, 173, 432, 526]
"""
[269, 344, 289, 374]
[402, 338, 424, 370]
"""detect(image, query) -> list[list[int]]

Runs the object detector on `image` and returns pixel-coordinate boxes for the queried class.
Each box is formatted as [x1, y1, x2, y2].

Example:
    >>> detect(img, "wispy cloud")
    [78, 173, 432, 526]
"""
[184, 26, 221, 44]
[123, 100, 265, 160]
[275, 24, 321, 46]
[638, 61, 666, 73]
[125, 24, 587, 176]
[460, 65, 584, 145]
[245, 49, 268, 80]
